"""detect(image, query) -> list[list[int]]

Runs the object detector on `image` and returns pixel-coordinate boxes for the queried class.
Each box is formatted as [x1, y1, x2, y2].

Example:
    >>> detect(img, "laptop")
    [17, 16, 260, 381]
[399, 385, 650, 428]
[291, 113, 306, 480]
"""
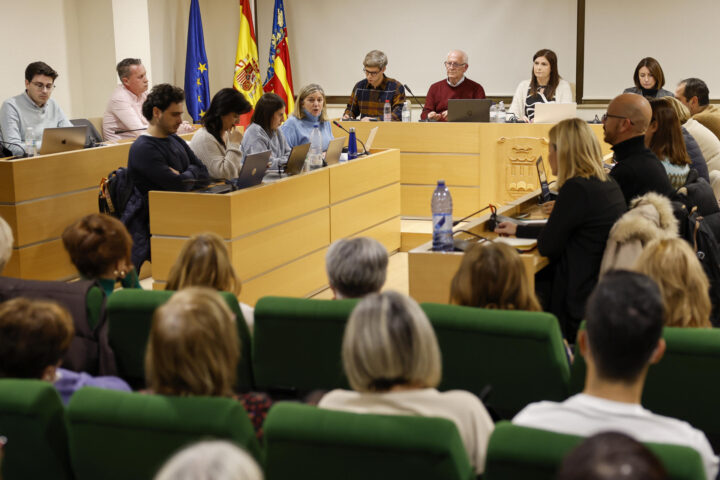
[533, 102, 577, 123]
[284, 142, 310, 175]
[363, 126, 379, 154]
[234, 150, 271, 189]
[325, 136, 346, 165]
[70, 118, 103, 146]
[447, 99, 492, 122]
[38, 126, 87, 155]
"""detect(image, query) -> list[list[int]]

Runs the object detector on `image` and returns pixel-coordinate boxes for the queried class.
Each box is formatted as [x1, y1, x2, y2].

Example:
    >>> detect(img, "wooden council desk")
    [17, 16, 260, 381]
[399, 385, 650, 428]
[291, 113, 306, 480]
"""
[149, 149, 401, 306]
[408, 190, 548, 304]
[332, 121, 610, 218]
[0, 143, 132, 280]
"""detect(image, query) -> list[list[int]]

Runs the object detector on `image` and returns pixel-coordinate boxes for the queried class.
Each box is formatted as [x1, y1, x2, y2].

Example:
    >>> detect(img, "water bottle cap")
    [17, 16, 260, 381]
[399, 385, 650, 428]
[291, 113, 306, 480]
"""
[437, 179, 445, 186]
[385, 99, 390, 103]
[314, 124, 319, 128]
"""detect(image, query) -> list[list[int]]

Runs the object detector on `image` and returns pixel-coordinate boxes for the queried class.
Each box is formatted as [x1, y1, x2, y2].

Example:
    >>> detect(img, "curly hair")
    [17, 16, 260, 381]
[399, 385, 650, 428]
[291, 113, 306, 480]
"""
[142, 84, 185, 121]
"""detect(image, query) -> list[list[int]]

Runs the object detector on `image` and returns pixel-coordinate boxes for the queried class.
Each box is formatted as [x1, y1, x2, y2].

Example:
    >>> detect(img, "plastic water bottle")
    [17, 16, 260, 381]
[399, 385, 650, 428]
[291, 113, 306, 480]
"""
[24, 126, 36, 156]
[402, 100, 411, 122]
[497, 101, 506, 123]
[307, 124, 323, 169]
[489, 104, 497, 123]
[348, 128, 358, 160]
[383, 99, 392, 122]
[431, 180, 453, 252]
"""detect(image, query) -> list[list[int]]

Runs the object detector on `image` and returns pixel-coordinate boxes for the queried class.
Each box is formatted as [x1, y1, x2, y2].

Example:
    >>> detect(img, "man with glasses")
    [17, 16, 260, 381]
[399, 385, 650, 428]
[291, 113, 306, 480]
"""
[343, 50, 405, 121]
[421, 50, 486, 121]
[603, 93, 672, 204]
[0, 62, 72, 157]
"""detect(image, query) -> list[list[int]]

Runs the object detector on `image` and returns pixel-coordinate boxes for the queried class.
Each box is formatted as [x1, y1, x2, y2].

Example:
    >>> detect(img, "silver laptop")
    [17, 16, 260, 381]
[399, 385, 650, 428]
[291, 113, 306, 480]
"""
[235, 150, 271, 189]
[38, 126, 87, 155]
[447, 99, 492, 122]
[533, 102, 577, 123]
[284, 142, 311, 175]
[325, 137, 346, 165]
[363, 126, 379, 154]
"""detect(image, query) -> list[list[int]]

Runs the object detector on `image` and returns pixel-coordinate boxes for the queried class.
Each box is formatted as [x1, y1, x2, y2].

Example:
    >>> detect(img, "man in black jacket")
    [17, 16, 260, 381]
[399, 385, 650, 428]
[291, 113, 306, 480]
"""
[126, 84, 209, 269]
[603, 93, 673, 205]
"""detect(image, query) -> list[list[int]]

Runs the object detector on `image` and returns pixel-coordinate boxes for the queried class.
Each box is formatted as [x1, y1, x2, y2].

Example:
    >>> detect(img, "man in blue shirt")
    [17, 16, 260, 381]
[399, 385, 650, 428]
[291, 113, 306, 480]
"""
[0, 62, 72, 156]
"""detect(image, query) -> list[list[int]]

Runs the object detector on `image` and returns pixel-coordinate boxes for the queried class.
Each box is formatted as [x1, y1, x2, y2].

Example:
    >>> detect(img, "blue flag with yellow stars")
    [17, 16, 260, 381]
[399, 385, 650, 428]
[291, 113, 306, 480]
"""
[184, 0, 210, 123]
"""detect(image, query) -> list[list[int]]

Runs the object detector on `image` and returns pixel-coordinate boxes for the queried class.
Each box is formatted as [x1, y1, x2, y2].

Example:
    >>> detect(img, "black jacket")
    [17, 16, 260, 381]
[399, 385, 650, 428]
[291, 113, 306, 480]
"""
[517, 176, 627, 338]
[610, 135, 673, 205]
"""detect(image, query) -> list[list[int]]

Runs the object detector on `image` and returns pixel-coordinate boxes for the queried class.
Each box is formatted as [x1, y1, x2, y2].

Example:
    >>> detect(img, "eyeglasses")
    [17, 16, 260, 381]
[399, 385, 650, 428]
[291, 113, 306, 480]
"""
[31, 81, 55, 91]
[444, 62, 467, 69]
[363, 68, 382, 77]
[602, 113, 634, 125]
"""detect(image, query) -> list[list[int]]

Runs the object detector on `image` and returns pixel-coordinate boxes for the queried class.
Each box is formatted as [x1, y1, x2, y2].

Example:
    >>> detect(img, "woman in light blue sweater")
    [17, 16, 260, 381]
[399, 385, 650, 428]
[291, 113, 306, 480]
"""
[281, 83, 334, 151]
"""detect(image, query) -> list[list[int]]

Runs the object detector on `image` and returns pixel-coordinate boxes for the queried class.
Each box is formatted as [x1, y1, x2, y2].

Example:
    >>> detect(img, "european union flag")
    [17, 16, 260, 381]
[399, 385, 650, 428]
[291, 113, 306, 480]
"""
[184, 0, 210, 123]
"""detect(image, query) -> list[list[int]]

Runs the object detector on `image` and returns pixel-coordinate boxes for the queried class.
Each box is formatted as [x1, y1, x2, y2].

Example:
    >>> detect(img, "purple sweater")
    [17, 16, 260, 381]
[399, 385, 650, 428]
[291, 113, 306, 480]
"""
[54, 367, 131, 404]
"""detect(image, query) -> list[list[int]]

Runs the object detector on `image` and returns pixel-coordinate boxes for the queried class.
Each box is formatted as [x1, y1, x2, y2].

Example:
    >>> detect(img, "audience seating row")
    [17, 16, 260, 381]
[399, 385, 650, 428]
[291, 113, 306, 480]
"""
[0, 381, 704, 480]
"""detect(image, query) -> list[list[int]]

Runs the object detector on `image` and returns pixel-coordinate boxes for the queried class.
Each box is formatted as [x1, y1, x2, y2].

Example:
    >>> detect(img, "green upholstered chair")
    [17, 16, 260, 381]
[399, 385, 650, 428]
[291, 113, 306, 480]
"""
[264, 402, 474, 480]
[67, 388, 261, 480]
[570, 325, 720, 451]
[421, 303, 570, 419]
[484, 421, 706, 480]
[0, 379, 74, 480]
[107, 289, 253, 390]
[252, 296, 358, 395]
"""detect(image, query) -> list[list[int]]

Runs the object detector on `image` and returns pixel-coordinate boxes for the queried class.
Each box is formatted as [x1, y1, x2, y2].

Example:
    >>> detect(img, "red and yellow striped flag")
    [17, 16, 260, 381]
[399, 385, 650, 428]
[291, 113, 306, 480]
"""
[263, 0, 295, 116]
[233, 0, 263, 127]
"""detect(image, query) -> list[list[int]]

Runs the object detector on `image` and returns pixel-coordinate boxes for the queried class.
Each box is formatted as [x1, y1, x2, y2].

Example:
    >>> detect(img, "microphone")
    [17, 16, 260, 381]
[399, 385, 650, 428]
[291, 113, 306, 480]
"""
[0, 140, 27, 158]
[332, 120, 368, 155]
[403, 84, 424, 109]
[452, 204, 495, 227]
[114, 127, 148, 135]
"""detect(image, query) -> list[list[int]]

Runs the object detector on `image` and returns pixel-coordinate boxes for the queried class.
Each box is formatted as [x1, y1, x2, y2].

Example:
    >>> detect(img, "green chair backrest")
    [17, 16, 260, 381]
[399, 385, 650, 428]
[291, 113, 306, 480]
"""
[421, 303, 570, 419]
[253, 296, 358, 394]
[264, 402, 474, 480]
[0, 379, 74, 480]
[67, 388, 261, 480]
[107, 289, 253, 390]
[570, 324, 720, 451]
[484, 421, 706, 480]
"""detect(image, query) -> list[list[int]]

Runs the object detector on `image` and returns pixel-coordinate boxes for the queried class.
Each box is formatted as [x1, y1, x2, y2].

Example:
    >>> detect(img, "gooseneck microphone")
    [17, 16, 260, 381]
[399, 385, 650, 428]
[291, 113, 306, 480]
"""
[332, 120, 368, 155]
[452, 204, 495, 227]
[403, 84, 425, 110]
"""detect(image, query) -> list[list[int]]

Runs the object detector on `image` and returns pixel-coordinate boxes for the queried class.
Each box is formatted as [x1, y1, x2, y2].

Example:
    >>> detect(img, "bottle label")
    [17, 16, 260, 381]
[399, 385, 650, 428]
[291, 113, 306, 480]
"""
[432, 213, 453, 251]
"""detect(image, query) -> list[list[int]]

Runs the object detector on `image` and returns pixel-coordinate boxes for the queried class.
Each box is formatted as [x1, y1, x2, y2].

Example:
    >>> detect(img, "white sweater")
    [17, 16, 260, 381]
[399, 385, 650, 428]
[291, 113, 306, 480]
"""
[508, 78, 573, 121]
[189, 127, 244, 180]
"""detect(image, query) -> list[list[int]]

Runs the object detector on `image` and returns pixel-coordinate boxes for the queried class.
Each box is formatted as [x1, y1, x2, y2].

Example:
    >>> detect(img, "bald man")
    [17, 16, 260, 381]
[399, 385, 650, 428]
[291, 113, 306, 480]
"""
[604, 93, 673, 204]
[421, 50, 486, 121]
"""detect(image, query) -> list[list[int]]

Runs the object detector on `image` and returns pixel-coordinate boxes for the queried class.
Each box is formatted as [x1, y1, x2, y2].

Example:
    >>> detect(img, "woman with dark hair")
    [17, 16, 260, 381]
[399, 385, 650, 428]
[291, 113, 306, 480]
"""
[62, 213, 141, 297]
[646, 98, 692, 189]
[189, 88, 252, 179]
[624, 57, 674, 99]
[509, 49, 573, 123]
[240, 92, 291, 170]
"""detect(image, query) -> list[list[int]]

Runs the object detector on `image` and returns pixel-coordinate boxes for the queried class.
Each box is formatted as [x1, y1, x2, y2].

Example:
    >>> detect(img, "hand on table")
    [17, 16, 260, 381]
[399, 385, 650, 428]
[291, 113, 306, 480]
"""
[541, 200, 555, 216]
[495, 221, 518, 236]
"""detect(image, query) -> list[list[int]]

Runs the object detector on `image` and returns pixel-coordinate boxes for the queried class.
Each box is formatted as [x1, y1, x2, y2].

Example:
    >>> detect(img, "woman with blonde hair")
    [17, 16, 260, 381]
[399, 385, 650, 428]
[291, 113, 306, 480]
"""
[319, 291, 494, 475]
[450, 242, 541, 311]
[496, 118, 626, 340]
[280, 83, 334, 150]
[146, 287, 271, 439]
[165, 232, 253, 328]
[634, 238, 712, 328]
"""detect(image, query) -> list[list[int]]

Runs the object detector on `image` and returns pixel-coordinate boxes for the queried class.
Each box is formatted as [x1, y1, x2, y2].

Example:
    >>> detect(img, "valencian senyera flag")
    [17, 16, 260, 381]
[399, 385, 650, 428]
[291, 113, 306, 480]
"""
[184, 0, 211, 123]
[263, 0, 295, 116]
[233, 0, 263, 128]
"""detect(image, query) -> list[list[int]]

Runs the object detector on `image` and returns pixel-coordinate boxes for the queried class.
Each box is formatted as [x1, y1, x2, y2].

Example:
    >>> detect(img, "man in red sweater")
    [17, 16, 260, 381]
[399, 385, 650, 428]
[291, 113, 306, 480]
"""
[421, 50, 486, 121]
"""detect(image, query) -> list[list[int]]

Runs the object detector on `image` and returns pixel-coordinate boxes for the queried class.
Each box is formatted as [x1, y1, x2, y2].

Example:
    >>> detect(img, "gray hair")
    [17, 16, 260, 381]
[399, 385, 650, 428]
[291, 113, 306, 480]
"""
[116, 58, 142, 80]
[326, 237, 388, 298]
[154, 441, 263, 480]
[447, 49, 468, 64]
[0, 216, 13, 274]
[363, 50, 388, 69]
[342, 291, 442, 392]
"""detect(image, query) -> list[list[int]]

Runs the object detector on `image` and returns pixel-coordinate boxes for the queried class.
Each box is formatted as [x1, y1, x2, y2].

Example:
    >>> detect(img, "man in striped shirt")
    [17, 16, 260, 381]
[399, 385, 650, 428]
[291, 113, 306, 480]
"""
[343, 50, 405, 121]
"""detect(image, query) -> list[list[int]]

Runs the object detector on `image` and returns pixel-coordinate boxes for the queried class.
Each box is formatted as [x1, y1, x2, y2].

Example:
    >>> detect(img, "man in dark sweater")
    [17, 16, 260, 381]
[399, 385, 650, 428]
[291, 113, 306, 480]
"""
[421, 50, 486, 121]
[126, 84, 209, 269]
[603, 93, 673, 204]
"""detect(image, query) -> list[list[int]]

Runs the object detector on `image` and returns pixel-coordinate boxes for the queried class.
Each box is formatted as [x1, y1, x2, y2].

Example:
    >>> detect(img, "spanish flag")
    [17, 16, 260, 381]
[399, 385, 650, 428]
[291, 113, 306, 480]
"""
[263, 0, 295, 116]
[233, 0, 263, 127]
